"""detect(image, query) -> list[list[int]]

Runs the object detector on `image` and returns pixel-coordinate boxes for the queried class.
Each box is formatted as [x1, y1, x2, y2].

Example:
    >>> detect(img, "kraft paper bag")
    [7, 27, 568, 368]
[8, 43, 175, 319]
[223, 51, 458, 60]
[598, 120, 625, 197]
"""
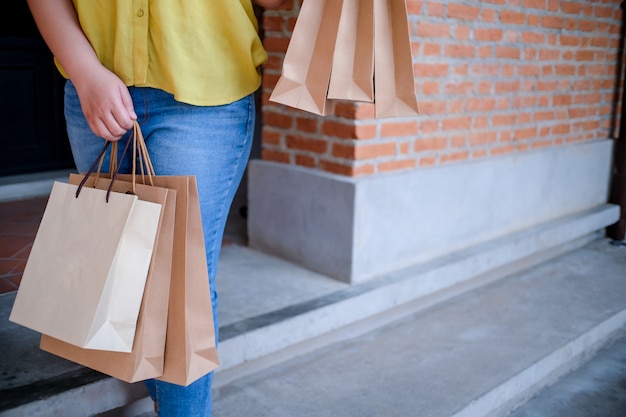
[373, 0, 420, 118]
[9, 181, 162, 352]
[40, 175, 176, 383]
[327, 0, 374, 102]
[269, 0, 344, 115]
[117, 174, 219, 386]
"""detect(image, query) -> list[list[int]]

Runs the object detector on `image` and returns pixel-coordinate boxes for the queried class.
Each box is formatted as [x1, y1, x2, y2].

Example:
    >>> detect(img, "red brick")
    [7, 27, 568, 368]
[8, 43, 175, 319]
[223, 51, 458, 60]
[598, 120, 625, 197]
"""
[531, 139, 553, 149]
[423, 43, 441, 56]
[495, 81, 521, 93]
[332, 143, 355, 159]
[454, 64, 469, 76]
[555, 65, 576, 75]
[492, 113, 517, 126]
[426, 2, 444, 16]
[295, 154, 316, 168]
[469, 131, 498, 145]
[296, 117, 319, 133]
[575, 50, 595, 61]
[456, 26, 472, 41]
[537, 80, 559, 91]
[578, 20, 596, 32]
[496, 97, 511, 110]
[262, 149, 290, 163]
[354, 104, 376, 120]
[482, 8, 498, 22]
[466, 98, 496, 112]
[496, 46, 521, 59]
[417, 22, 452, 38]
[286, 135, 328, 153]
[559, 35, 580, 47]
[420, 120, 440, 134]
[262, 130, 282, 145]
[528, 14, 541, 26]
[554, 94, 573, 106]
[414, 137, 447, 152]
[478, 81, 493, 94]
[441, 151, 470, 164]
[474, 28, 503, 41]
[419, 156, 437, 167]
[562, 2, 583, 14]
[478, 46, 493, 58]
[264, 111, 293, 129]
[322, 121, 356, 139]
[591, 36, 610, 48]
[445, 44, 476, 58]
[319, 160, 350, 176]
[473, 149, 488, 158]
[422, 81, 440, 95]
[414, 63, 449, 77]
[381, 121, 418, 137]
[448, 99, 464, 113]
[407, 0, 424, 14]
[490, 145, 515, 156]
[523, 0, 546, 9]
[594, 6, 614, 18]
[533, 111, 555, 121]
[419, 100, 446, 115]
[355, 125, 378, 140]
[355, 143, 396, 160]
[378, 159, 417, 172]
[552, 124, 571, 134]
[518, 64, 541, 76]
[514, 96, 537, 108]
[500, 10, 527, 25]
[569, 108, 588, 118]
[445, 82, 475, 95]
[263, 36, 291, 53]
[542, 16, 564, 29]
[448, 4, 480, 20]
[442, 116, 472, 131]
[539, 49, 560, 60]
[521, 32, 544, 43]
[471, 64, 500, 76]
[263, 16, 284, 31]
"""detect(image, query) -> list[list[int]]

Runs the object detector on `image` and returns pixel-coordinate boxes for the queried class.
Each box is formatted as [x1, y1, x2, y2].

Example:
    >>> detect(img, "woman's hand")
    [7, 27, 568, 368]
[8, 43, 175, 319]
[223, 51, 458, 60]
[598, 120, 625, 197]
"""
[27, 0, 135, 141]
[71, 65, 137, 141]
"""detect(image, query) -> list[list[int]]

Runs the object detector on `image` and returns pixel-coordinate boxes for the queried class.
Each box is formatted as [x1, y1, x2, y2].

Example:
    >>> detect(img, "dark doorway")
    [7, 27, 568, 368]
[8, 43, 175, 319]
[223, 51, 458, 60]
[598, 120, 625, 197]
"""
[0, 1, 74, 177]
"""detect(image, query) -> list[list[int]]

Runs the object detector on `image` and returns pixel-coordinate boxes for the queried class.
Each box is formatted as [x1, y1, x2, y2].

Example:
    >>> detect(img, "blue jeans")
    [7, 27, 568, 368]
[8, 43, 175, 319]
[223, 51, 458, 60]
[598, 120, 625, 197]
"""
[64, 81, 255, 416]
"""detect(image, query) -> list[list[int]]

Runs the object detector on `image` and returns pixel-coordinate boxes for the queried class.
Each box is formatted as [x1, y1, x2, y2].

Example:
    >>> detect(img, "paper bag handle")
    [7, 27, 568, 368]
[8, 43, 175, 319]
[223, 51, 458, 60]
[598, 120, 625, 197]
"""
[76, 122, 155, 202]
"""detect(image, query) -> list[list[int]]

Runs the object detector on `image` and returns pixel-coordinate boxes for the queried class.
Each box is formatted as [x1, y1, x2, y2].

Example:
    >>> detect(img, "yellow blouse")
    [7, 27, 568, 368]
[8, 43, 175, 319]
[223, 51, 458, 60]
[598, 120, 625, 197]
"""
[59, 0, 267, 106]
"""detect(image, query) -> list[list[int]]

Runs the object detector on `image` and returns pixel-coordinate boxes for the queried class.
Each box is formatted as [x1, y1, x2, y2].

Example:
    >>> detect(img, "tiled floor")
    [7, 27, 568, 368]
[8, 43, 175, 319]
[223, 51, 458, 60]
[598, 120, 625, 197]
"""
[0, 197, 48, 294]
[0, 196, 247, 295]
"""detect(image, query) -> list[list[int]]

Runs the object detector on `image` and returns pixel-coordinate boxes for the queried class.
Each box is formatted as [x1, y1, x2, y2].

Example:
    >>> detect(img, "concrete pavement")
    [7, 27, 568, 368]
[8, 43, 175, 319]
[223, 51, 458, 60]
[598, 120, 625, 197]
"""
[208, 239, 626, 417]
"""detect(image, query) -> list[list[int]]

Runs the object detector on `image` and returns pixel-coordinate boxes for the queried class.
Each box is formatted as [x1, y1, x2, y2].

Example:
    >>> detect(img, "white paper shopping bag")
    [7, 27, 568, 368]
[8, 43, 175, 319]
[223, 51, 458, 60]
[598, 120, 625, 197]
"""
[10, 181, 162, 352]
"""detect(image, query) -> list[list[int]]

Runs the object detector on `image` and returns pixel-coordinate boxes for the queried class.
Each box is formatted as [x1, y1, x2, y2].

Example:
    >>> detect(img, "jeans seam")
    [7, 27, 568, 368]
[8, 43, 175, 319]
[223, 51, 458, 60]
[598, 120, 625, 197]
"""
[206, 95, 254, 284]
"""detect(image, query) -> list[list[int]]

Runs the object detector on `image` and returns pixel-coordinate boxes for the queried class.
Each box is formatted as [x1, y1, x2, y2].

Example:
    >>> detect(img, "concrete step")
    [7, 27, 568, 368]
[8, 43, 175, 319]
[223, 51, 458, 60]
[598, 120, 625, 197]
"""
[0, 205, 622, 416]
[508, 334, 626, 417]
[0, 170, 72, 203]
[211, 238, 626, 417]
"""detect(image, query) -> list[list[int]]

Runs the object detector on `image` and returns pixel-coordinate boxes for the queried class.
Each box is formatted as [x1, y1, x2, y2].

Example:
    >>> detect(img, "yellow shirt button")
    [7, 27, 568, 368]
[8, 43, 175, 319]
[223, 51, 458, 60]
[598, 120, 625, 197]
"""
[137, 9, 145, 17]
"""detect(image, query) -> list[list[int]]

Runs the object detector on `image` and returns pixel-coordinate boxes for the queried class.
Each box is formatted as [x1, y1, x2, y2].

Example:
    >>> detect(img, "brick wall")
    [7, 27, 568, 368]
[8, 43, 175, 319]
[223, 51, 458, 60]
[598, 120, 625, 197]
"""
[261, 0, 623, 177]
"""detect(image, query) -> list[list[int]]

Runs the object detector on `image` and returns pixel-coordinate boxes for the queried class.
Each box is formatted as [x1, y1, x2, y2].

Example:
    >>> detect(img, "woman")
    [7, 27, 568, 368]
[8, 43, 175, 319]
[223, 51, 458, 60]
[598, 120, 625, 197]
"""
[26, 0, 288, 415]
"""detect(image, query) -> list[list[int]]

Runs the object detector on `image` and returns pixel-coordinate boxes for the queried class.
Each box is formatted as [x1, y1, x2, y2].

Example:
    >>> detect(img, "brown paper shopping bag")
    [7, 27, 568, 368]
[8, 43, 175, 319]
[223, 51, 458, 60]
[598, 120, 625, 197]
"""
[327, 0, 374, 102]
[40, 174, 176, 383]
[9, 168, 162, 352]
[269, 0, 344, 115]
[373, 0, 420, 118]
[117, 173, 219, 386]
